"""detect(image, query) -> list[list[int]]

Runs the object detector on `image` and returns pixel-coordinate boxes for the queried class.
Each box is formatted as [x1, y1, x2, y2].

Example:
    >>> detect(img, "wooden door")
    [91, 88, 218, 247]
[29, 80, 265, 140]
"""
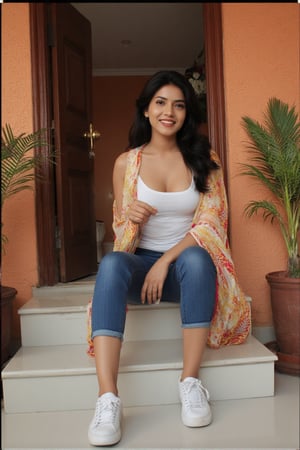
[51, 3, 97, 282]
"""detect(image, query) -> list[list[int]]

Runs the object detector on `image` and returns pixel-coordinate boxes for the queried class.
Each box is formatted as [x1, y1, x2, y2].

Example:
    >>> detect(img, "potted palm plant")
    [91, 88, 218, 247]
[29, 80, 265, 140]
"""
[1, 124, 50, 367]
[241, 97, 300, 375]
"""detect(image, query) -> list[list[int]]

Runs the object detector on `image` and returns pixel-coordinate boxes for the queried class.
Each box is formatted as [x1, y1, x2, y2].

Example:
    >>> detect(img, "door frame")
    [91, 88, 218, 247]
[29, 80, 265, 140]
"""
[30, 3, 227, 286]
[30, 3, 58, 286]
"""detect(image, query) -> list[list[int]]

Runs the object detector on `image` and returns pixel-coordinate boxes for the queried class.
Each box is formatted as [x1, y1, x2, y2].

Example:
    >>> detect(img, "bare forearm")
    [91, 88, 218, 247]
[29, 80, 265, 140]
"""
[141, 233, 198, 304]
[160, 233, 198, 265]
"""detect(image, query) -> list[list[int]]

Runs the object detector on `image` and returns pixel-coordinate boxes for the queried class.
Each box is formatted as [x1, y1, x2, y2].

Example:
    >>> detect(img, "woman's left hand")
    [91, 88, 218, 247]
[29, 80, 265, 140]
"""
[141, 259, 169, 304]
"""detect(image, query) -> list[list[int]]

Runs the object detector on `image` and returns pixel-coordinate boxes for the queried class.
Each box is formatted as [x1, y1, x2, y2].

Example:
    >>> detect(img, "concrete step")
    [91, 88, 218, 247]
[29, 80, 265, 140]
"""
[19, 285, 252, 346]
[2, 336, 277, 414]
[19, 296, 182, 345]
[3, 372, 299, 450]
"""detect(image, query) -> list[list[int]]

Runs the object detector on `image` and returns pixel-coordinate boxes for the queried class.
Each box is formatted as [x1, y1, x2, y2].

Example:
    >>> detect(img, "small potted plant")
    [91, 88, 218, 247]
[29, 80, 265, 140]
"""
[241, 97, 300, 375]
[1, 124, 50, 366]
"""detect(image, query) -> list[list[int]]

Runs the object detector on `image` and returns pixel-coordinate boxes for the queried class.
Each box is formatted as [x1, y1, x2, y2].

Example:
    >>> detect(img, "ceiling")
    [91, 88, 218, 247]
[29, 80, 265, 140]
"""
[72, 3, 204, 76]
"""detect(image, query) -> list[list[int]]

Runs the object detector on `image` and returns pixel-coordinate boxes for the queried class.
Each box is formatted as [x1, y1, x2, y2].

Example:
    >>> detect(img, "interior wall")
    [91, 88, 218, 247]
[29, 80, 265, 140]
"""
[92, 75, 149, 242]
[1, 3, 38, 340]
[222, 3, 300, 327]
[92, 75, 209, 245]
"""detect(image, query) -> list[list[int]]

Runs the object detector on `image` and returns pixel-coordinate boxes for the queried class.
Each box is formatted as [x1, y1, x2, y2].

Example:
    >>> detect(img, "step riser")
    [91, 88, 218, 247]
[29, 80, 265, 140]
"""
[20, 307, 182, 346]
[21, 313, 88, 346]
[2, 361, 274, 414]
[20, 296, 252, 347]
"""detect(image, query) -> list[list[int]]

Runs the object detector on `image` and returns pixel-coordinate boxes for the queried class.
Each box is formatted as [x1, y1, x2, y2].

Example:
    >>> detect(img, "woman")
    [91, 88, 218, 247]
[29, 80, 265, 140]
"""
[87, 70, 251, 446]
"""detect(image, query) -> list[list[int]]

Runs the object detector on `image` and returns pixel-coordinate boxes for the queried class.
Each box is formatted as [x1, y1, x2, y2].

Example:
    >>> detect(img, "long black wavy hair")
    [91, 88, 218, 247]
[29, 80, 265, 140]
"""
[127, 70, 219, 193]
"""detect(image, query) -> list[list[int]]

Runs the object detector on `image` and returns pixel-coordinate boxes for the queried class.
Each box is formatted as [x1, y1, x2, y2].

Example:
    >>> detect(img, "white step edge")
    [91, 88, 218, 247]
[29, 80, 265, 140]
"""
[19, 295, 252, 346]
[21, 291, 252, 314]
[2, 336, 276, 413]
[32, 283, 96, 296]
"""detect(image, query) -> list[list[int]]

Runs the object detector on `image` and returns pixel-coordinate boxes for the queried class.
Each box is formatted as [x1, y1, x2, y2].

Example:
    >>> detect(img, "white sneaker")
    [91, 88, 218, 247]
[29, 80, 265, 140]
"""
[88, 392, 122, 446]
[178, 377, 212, 427]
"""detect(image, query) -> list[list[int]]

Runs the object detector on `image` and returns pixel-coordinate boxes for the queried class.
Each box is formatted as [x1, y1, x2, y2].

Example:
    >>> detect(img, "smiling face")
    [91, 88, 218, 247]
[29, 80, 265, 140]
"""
[144, 84, 186, 139]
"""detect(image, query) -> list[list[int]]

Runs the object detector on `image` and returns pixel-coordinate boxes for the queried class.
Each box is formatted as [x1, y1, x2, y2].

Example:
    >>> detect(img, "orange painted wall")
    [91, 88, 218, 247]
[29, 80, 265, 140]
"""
[1, 3, 38, 339]
[92, 76, 149, 242]
[222, 3, 300, 326]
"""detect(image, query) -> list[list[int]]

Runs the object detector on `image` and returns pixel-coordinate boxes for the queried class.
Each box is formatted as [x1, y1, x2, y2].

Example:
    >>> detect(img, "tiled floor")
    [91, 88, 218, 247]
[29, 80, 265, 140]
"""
[2, 372, 299, 449]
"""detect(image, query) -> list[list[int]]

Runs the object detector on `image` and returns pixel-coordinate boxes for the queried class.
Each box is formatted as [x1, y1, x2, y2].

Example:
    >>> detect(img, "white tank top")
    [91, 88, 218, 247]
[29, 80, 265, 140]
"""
[137, 175, 200, 252]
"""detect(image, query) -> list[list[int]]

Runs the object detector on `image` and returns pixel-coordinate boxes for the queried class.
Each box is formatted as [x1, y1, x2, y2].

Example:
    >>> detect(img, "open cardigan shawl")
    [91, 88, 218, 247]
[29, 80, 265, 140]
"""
[87, 147, 251, 355]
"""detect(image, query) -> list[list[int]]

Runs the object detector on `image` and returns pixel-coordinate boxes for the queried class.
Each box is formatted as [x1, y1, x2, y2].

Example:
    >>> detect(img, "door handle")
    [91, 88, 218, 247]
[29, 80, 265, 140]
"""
[83, 123, 101, 158]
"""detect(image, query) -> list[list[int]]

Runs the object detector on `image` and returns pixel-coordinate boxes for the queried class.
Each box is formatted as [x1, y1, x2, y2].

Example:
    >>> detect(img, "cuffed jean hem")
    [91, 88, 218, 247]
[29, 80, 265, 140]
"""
[92, 329, 123, 341]
[182, 322, 211, 329]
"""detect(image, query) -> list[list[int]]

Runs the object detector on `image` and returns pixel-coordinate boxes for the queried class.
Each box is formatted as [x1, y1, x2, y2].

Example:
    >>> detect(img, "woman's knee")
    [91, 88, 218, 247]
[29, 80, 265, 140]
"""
[177, 246, 216, 275]
[97, 251, 132, 279]
[98, 251, 125, 270]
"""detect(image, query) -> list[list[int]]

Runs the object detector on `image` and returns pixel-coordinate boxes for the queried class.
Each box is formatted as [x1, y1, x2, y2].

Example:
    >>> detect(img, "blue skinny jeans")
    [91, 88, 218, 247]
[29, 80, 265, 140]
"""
[91, 246, 217, 341]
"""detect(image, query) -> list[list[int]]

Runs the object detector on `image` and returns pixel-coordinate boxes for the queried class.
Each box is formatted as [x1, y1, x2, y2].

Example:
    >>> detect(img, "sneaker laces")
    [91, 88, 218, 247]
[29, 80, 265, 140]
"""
[93, 396, 120, 427]
[182, 379, 210, 408]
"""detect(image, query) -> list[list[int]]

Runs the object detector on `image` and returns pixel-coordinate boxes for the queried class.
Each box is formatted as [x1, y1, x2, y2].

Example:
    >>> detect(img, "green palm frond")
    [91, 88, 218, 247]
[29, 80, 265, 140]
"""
[244, 200, 282, 224]
[1, 124, 48, 208]
[241, 98, 300, 277]
[1, 124, 53, 251]
[241, 99, 300, 204]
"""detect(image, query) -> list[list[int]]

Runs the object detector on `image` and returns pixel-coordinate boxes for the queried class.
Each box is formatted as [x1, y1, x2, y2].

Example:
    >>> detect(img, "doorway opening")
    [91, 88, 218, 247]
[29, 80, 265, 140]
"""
[74, 3, 207, 261]
[30, 3, 226, 286]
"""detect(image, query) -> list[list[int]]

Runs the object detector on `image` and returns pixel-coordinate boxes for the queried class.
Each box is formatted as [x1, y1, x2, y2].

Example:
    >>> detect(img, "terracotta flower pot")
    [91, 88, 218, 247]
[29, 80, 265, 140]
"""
[266, 271, 300, 375]
[265, 341, 300, 376]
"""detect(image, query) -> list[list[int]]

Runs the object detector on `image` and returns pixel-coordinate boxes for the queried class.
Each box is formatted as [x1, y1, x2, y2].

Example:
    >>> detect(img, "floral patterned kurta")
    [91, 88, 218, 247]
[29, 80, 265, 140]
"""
[87, 146, 251, 355]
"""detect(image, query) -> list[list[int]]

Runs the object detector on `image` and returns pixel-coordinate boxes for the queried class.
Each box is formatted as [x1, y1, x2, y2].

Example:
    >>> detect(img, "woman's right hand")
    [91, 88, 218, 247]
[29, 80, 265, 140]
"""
[127, 200, 157, 225]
